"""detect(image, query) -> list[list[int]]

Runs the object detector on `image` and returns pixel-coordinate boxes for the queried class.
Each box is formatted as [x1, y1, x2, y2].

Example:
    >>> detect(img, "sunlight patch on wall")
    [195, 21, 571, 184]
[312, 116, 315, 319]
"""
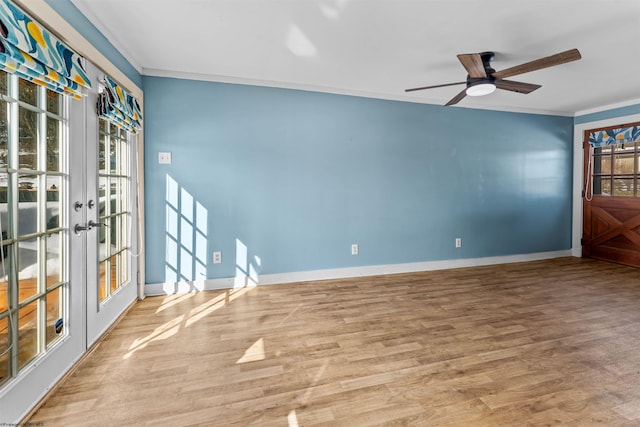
[165, 175, 208, 283]
[234, 238, 261, 288]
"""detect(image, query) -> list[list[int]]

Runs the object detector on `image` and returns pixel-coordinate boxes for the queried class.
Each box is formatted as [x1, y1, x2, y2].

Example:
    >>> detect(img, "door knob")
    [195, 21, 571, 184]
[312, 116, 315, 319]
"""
[89, 220, 108, 228]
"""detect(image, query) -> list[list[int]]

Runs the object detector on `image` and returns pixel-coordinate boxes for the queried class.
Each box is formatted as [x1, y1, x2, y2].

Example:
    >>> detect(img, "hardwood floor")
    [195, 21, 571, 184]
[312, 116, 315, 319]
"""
[28, 257, 640, 426]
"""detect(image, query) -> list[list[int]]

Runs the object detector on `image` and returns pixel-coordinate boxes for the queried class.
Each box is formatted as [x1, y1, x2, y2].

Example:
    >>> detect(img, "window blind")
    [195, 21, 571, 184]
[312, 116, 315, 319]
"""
[0, 0, 91, 99]
[97, 74, 142, 134]
[588, 126, 640, 148]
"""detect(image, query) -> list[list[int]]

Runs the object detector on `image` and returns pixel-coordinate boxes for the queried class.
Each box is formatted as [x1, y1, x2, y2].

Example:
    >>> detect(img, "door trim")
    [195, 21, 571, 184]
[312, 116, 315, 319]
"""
[572, 112, 640, 259]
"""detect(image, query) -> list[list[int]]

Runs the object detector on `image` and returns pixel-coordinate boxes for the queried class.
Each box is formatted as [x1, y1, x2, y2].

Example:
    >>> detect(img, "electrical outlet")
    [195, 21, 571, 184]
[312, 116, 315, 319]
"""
[455, 238, 462, 248]
[213, 251, 222, 264]
[351, 244, 359, 255]
[158, 151, 172, 164]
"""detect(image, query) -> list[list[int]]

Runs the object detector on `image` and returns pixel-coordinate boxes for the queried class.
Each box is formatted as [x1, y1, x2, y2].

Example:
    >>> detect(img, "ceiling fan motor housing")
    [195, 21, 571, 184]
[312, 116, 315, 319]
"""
[466, 75, 496, 85]
[479, 51, 495, 67]
[472, 51, 496, 81]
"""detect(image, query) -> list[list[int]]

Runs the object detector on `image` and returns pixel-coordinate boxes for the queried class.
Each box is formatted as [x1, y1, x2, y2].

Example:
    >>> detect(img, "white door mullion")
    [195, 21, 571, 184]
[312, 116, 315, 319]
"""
[7, 74, 18, 380]
[37, 85, 47, 356]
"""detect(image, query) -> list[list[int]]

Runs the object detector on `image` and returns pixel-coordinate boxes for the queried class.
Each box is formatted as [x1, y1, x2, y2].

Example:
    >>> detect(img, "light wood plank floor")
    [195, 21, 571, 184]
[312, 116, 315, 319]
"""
[28, 257, 640, 426]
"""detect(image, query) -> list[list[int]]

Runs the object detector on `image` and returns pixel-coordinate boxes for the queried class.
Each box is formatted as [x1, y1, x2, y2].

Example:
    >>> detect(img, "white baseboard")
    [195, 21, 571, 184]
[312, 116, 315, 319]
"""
[145, 250, 574, 296]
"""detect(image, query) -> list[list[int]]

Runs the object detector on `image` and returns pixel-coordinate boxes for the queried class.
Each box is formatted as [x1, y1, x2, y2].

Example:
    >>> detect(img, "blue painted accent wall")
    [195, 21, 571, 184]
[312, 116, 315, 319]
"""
[575, 103, 640, 124]
[44, 0, 142, 88]
[143, 76, 574, 284]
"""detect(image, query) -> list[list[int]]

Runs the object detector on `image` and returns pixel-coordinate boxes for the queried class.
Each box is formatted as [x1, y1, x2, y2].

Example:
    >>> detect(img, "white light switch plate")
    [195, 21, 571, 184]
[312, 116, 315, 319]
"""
[158, 152, 172, 164]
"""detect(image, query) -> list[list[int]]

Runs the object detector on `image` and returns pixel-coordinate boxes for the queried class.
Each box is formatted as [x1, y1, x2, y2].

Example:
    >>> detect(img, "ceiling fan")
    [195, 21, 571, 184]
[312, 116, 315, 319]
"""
[405, 48, 581, 106]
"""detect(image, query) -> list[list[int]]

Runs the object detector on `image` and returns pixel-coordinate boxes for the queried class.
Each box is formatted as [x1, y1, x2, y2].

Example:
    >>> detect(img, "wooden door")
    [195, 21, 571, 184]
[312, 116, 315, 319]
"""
[582, 127, 640, 268]
[583, 197, 640, 266]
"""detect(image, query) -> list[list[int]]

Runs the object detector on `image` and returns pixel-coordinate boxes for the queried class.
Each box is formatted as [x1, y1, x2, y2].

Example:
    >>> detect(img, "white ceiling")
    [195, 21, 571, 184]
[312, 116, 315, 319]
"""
[71, 0, 640, 116]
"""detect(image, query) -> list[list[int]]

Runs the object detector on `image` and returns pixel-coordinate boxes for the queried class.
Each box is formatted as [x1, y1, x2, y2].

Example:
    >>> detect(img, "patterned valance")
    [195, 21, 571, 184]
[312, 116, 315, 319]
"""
[0, 0, 91, 99]
[97, 74, 142, 134]
[588, 126, 640, 148]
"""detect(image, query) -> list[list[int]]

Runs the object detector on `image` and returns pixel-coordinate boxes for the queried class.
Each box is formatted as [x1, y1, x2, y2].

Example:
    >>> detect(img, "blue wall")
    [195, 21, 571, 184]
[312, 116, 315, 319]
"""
[44, 0, 142, 88]
[143, 76, 574, 284]
[575, 103, 640, 124]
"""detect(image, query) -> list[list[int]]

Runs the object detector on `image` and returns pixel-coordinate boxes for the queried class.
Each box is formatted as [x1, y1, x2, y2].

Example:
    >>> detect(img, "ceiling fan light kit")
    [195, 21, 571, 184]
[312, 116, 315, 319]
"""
[405, 48, 582, 106]
[466, 81, 496, 97]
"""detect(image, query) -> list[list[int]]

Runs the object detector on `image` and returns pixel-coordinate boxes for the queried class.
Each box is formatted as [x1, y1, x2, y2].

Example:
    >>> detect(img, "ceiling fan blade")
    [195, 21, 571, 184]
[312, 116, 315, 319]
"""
[457, 53, 487, 78]
[405, 81, 466, 92]
[492, 48, 581, 79]
[445, 88, 467, 106]
[495, 79, 541, 94]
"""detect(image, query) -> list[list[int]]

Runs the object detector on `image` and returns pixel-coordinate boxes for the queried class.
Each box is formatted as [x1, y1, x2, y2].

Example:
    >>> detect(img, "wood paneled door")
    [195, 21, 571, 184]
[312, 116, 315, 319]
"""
[582, 125, 640, 268]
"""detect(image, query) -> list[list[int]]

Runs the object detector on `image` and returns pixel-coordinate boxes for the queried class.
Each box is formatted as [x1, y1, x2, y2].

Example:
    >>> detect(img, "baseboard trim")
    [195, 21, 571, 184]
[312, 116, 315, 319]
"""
[145, 250, 573, 296]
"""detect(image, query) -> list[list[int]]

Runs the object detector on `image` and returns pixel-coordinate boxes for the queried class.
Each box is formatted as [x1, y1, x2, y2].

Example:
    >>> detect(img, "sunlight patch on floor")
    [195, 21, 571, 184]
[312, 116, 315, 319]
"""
[186, 287, 253, 327]
[124, 287, 255, 359]
[236, 337, 265, 364]
[155, 292, 195, 313]
[124, 314, 185, 359]
[288, 409, 299, 427]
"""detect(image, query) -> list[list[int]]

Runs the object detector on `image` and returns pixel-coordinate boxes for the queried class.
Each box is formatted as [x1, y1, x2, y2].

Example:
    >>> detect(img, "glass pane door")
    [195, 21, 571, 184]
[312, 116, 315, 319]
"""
[98, 120, 130, 302]
[84, 62, 137, 347]
[0, 72, 67, 386]
[0, 67, 88, 424]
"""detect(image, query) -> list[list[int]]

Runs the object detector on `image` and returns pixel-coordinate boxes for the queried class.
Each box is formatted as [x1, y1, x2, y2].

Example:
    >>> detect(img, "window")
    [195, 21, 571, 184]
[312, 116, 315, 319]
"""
[0, 71, 67, 385]
[98, 119, 130, 302]
[592, 141, 640, 197]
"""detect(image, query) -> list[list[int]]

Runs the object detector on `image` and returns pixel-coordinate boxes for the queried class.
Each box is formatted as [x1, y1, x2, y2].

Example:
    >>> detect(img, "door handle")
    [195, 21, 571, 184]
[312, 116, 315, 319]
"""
[74, 221, 107, 234]
[74, 223, 90, 234]
[88, 220, 108, 228]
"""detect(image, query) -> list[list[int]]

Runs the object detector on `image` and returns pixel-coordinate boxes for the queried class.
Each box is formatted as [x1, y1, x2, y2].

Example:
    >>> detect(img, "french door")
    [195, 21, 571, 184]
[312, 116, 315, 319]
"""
[81, 63, 138, 346]
[0, 61, 137, 422]
[0, 70, 85, 422]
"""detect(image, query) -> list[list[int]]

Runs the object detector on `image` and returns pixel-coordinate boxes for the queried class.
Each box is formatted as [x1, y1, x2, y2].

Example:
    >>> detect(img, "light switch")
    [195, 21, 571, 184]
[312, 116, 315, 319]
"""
[158, 152, 172, 164]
